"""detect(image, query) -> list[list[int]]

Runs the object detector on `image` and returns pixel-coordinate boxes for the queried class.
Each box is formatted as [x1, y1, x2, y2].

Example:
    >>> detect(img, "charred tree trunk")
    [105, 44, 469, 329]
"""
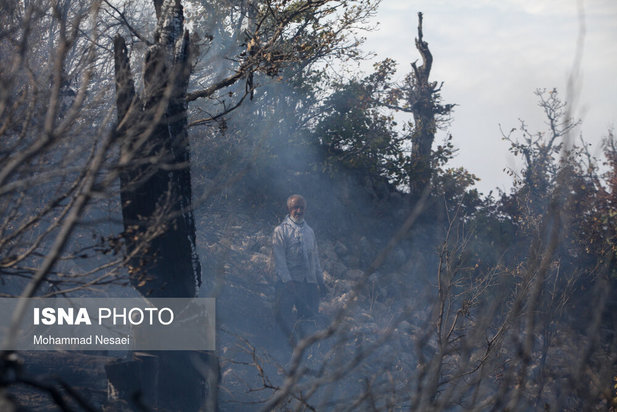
[115, 1, 200, 299]
[110, 1, 215, 410]
[406, 12, 452, 204]
[408, 12, 435, 203]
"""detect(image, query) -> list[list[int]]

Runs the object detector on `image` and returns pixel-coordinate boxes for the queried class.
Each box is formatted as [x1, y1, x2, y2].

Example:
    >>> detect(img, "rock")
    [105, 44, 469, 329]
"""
[322, 270, 335, 284]
[322, 258, 347, 278]
[346, 269, 364, 281]
[359, 236, 373, 254]
[249, 252, 269, 266]
[242, 237, 257, 251]
[321, 240, 338, 261]
[334, 241, 349, 257]
[254, 231, 269, 248]
[344, 254, 360, 268]
[398, 320, 412, 333]
[333, 279, 354, 296]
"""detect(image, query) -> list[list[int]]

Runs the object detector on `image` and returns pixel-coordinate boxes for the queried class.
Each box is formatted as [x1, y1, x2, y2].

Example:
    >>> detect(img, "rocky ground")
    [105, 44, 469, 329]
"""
[3, 204, 439, 410]
[195, 210, 434, 410]
[5, 203, 600, 410]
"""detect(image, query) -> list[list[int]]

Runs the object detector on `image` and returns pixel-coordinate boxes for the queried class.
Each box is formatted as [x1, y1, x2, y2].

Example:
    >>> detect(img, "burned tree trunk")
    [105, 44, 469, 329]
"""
[110, 1, 214, 410]
[405, 12, 453, 203]
[408, 12, 434, 202]
[115, 1, 200, 298]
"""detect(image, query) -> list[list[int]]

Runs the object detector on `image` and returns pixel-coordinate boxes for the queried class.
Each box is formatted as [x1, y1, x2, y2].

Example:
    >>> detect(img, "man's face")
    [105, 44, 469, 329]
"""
[288, 197, 306, 221]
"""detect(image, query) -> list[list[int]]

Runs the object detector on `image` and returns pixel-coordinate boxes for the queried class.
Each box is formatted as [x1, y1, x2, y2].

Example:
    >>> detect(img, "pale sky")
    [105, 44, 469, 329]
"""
[361, 0, 617, 194]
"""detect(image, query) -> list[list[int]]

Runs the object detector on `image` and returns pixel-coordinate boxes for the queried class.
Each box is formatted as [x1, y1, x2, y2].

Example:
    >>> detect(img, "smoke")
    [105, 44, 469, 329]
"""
[185, 33, 616, 410]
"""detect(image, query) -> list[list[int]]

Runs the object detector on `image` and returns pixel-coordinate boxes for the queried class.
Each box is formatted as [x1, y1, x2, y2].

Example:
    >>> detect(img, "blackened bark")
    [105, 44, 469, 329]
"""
[113, 36, 136, 124]
[408, 12, 436, 202]
[115, 1, 200, 298]
[111, 1, 213, 411]
[153, 0, 164, 19]
[406, 12, 453, 204]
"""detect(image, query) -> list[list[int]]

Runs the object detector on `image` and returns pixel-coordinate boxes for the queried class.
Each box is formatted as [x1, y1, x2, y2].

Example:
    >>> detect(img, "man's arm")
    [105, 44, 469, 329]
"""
[272, 227, 292, 283]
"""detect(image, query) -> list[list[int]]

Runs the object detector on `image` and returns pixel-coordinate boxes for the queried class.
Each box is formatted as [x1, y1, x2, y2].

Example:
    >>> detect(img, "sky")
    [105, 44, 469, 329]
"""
[360, 0, 617, 194]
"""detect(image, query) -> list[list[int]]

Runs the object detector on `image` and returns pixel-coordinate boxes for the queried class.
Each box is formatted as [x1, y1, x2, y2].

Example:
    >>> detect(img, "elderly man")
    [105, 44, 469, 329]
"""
[272, 194, 325, 340]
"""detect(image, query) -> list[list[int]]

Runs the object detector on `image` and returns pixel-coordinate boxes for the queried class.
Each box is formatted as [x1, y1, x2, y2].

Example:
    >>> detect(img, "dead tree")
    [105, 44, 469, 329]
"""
[110, 1, 210, 410]
[114, 1, 200, 299]
[402, 12, 454, 203]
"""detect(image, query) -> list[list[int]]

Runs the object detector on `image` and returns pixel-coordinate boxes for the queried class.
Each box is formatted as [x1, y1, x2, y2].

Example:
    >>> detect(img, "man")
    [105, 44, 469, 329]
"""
[272, 194, 325, 341]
